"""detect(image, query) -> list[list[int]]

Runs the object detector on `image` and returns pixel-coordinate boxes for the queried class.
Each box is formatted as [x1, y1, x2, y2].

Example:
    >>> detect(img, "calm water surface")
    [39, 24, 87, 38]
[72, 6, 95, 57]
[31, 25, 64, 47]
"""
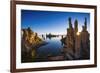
[37, 36, 64, 58]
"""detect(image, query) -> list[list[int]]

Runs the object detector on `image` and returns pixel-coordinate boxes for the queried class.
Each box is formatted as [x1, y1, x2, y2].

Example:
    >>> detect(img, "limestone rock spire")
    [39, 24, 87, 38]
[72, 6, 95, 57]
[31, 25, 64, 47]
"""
[74, 19, 78, 33]
[68, 17, 73, 28]
[84, 17, 87, 30]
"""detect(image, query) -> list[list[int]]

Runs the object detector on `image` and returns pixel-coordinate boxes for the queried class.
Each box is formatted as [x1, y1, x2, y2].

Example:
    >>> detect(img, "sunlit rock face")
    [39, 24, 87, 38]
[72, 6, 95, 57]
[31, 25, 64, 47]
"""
[74, 19, 81, 59]
[81, 26, 90, 59]
[74, 32, 81, 59]
[63, 17, 90, 60]
[21, 27, 43, 62]
[63, 17, 75, 60]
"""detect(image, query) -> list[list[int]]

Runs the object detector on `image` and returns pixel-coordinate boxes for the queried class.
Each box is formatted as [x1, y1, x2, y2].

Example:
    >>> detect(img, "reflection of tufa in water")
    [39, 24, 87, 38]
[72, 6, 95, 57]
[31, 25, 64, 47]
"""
[46, 33, 58, 40]
[63, 17, 90, 60]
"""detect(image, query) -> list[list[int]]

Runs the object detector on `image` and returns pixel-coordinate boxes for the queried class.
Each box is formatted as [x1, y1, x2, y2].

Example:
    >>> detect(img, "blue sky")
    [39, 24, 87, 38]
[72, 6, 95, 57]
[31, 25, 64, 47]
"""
[21, 10, 90, 35]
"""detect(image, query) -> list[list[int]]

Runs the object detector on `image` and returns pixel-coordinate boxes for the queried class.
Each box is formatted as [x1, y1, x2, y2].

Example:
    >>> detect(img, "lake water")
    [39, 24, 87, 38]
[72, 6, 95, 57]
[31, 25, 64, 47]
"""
[36, 36, 64, 59]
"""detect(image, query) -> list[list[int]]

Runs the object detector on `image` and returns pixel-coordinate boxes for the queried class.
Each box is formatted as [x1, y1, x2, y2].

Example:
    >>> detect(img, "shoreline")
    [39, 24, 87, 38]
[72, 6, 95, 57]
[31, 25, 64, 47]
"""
[32, 41, 48, 49]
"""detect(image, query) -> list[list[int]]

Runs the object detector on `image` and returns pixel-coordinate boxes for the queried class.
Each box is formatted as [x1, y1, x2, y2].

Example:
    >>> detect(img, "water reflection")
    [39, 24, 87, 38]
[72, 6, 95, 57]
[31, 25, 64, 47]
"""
[40, 34, 65, 47]
[35, 34, 66, 61]
[37, 36, 63, 59]
[40, 34, 66, 41]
